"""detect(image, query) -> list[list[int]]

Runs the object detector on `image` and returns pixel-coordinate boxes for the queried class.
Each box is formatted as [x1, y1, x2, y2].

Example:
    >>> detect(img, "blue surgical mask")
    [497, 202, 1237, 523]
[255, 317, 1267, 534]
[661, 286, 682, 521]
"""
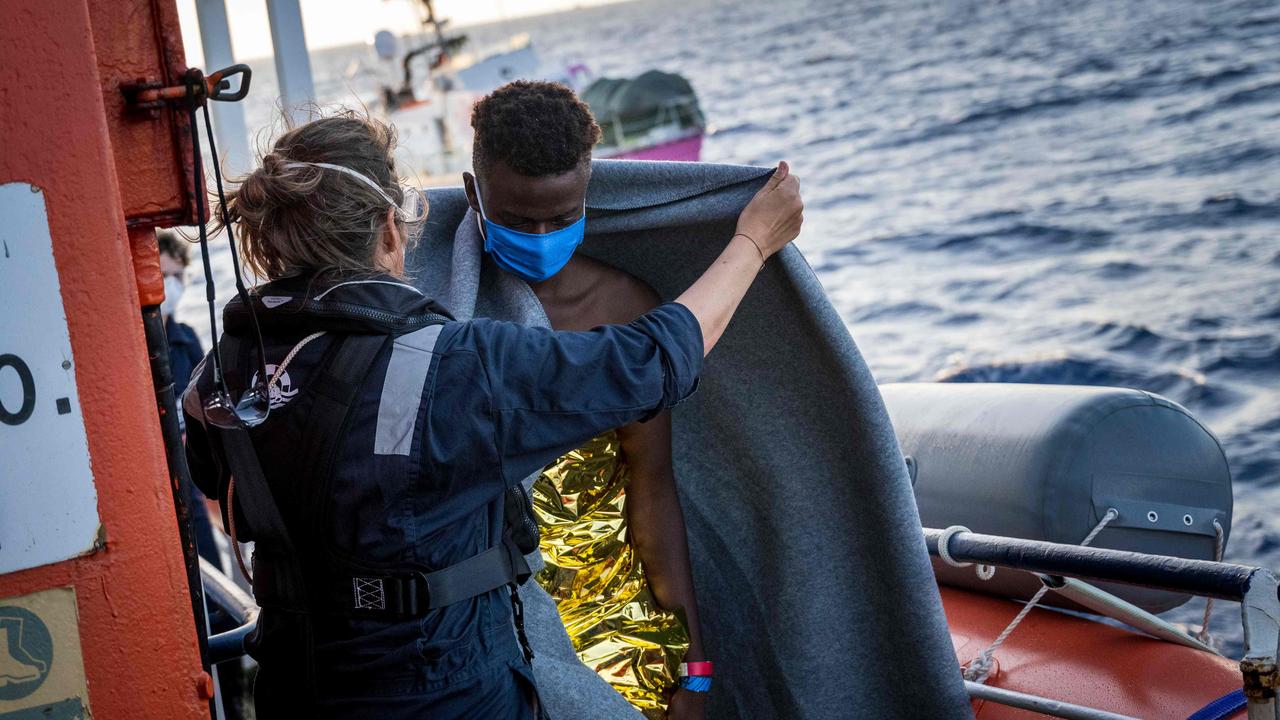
[473, 182, 585, 284]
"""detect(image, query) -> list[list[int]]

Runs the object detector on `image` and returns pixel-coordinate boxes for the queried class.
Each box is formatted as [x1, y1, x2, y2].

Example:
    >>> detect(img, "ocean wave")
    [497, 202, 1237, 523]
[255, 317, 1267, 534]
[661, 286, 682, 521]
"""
[1058, 56, 1118, 78]
[1200, 339, 1280, 373]
[847, 300, 943, 323]
[875, 222, 1113, 256]
[1139, 193, 1280, 230]
[881, 80, 1153, 148]
[712, 121, 778, 138]
[1167, 79, 1280, 123]
[1221, 417, 1280, 490]
[1084, 321, 1169, 355]
[1180, 63, 1258, 89]
[1217, 80, 1280, 109]
[1093, 260, 1150, 279]
[807, 189, 874, 210]
[938, 312, 983, 326]
[1173, 141, 1280, 176]
[935, 354, 1235, 408]
[1237, 12, 1280, 31]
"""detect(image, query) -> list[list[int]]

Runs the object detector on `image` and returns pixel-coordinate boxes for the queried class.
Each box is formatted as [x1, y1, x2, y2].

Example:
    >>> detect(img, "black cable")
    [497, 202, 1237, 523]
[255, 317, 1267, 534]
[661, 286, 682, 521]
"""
[185, 73, 229, 396]
[201, 102, 268, 392]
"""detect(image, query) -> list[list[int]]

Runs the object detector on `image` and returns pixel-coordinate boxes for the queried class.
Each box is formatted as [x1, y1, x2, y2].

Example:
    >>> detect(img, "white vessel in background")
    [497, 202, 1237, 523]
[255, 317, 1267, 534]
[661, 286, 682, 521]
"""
[367, 0, 705, 180]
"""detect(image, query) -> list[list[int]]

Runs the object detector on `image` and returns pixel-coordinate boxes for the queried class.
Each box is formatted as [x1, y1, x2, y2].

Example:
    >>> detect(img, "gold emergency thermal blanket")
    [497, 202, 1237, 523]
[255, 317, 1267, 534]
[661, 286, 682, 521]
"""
[532, 431, 689, 719]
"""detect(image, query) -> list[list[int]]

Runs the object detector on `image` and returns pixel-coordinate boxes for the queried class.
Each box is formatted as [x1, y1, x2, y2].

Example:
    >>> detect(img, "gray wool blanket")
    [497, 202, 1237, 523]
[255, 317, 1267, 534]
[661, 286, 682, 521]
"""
[408, 160, 971, 719]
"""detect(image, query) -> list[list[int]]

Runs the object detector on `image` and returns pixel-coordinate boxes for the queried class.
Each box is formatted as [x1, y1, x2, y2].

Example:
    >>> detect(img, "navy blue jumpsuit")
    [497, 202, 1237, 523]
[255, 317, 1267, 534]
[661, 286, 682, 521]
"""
[183, 277, 702, 719]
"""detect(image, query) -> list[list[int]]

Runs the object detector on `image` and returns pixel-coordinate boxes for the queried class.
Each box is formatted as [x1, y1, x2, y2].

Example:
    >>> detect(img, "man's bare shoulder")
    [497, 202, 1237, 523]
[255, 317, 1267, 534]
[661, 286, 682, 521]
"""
[576, 254, 662, 324]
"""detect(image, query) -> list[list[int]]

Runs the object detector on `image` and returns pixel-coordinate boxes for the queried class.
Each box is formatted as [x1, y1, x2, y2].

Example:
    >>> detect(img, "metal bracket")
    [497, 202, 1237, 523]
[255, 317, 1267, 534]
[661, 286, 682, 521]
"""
[1092, 496, 1226, 538]
[1240, 569, 1280, 719]
[122, 65, 252, 111]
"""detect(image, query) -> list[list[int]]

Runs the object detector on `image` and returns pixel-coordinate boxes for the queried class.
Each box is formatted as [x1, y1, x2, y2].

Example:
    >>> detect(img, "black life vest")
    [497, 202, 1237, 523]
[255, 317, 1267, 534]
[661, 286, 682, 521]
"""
[208, 276, 539, 622]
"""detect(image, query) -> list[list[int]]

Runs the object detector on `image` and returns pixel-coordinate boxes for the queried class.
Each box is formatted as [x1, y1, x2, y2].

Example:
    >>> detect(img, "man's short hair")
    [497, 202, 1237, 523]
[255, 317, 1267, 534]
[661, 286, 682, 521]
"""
[157, 229, 189, 266]
[471, 81, 601, 178]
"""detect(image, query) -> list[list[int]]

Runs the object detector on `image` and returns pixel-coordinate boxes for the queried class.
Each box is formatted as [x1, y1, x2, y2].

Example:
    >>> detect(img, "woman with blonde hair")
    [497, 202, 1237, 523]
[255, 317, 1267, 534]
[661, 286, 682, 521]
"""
[183, 109, 802, 719]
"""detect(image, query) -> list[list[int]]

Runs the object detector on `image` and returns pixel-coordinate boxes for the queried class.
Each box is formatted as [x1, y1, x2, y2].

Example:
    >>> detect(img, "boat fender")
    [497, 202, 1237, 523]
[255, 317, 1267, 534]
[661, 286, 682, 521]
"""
[882, 382, 1232, 613]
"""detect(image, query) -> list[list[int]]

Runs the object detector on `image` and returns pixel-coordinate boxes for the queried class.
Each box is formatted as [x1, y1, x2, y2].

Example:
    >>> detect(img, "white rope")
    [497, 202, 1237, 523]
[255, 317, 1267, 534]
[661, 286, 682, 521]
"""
[939, 525, 997, 580]
[962, 508, 1120, 683]
[1194, 518, 1225, 647]
[938, 525, 973, 568]
[268, 331, 325, 390]
[227, 478, 252, 583]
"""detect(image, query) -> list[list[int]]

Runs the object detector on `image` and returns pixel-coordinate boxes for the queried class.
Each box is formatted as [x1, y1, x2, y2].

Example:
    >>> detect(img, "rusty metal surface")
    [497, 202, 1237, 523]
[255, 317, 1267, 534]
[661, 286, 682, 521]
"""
[532, 431, 689, 719]
[1240, 657, 1279, 702]
[0, 0, 208, 716]
[88, 0, 201, 231]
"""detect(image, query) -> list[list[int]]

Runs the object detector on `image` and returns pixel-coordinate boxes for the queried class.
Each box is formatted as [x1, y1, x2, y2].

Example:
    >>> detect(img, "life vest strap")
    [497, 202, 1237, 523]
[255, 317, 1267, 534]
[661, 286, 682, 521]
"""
[252, 537, 530, 618]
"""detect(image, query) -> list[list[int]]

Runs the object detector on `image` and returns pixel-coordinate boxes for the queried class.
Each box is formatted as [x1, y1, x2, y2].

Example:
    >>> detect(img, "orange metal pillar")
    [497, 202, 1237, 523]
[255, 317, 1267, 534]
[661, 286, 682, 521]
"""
[0, 0, 208, 717]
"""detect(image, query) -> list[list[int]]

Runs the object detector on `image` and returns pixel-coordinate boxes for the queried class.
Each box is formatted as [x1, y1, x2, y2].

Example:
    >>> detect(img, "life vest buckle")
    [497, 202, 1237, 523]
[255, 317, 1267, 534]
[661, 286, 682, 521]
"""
[349, 571, 432, 616]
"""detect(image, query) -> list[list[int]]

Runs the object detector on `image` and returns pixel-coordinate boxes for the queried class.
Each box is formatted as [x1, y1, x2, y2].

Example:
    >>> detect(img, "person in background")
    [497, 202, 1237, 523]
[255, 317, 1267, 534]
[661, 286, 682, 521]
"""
[464, 81, 776, 720]
[159, 228, 216, 547]
[158, 229, 205, 394]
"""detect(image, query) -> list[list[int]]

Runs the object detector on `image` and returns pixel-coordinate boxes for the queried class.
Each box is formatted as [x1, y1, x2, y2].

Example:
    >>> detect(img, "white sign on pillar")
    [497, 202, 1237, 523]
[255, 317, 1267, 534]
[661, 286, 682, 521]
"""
[0, 183, 100, 575]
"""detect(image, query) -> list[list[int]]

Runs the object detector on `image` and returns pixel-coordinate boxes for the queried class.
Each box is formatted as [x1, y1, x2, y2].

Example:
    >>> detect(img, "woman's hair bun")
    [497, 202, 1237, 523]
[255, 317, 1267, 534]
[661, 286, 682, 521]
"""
[260, 152, 282, 174]
[213, 108, 411, 281]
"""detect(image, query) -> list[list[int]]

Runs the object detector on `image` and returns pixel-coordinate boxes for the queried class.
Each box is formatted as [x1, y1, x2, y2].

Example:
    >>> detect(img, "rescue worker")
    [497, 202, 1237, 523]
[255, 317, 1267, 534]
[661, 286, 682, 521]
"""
[158, 229, 204, 394]
[182, 109, 803, 719]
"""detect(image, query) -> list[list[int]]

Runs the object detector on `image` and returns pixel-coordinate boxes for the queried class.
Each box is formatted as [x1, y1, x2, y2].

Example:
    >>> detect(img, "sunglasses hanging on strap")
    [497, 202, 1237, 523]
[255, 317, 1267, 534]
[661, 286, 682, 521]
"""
[176, 66, 273, 429]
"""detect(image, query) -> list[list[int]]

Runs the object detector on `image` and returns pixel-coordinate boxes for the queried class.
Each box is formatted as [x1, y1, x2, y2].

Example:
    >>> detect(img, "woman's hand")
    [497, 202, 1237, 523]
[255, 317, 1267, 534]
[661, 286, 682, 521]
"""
[674, 160, 804, 355]
[735, 161, 804, 259]
[666, 687, 706, 720]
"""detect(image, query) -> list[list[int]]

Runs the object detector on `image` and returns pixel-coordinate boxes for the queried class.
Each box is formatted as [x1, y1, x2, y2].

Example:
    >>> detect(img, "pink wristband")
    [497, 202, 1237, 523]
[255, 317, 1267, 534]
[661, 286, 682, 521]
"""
[679, 661, 714, 677]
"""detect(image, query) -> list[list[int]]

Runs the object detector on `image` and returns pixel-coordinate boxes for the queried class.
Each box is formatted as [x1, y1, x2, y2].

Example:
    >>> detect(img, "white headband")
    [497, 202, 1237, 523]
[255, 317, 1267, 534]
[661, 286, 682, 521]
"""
[282, 161, 417, 219]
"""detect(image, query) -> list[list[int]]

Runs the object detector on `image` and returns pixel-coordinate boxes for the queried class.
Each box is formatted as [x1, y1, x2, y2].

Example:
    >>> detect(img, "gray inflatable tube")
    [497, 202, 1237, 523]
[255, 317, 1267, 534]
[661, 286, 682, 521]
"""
[882, 382, 1233, 614]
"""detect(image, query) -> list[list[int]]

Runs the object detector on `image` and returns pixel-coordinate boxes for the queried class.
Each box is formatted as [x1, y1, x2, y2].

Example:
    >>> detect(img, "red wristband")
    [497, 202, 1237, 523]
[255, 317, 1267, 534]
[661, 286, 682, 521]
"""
[679, 661, 714, 677]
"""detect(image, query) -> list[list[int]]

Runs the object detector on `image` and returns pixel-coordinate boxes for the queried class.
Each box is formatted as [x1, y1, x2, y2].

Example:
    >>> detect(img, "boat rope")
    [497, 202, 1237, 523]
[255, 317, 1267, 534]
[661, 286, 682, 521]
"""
[961, 508, 1119, 683]
[1194, 518, 1225, 647]
[227, 478, 252, 582]
[268, 331, 326, 390]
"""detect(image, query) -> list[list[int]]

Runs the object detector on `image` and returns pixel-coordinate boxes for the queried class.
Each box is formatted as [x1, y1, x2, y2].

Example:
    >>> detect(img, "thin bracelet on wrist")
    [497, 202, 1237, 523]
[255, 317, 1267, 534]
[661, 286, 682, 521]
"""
[733, 232, 767, 267]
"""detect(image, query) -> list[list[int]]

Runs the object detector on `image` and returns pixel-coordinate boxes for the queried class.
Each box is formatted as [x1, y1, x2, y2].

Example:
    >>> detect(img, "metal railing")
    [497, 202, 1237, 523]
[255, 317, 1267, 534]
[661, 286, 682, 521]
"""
[926, 527, 1279, 720]
[200, 558, 258, 665]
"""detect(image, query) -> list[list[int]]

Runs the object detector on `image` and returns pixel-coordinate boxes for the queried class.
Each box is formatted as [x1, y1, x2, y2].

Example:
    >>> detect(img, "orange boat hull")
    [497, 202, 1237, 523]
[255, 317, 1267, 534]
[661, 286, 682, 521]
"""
[942, 587, 1245, 719]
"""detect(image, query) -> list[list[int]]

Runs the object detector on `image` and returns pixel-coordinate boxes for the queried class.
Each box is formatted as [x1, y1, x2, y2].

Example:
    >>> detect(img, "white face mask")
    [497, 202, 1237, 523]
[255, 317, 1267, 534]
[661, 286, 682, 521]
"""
[161, 275, 185, 319]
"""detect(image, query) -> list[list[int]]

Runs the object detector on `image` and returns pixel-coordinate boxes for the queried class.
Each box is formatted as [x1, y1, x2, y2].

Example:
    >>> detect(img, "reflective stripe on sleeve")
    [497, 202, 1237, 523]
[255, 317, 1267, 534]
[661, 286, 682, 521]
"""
[374, 325, 443, 456]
